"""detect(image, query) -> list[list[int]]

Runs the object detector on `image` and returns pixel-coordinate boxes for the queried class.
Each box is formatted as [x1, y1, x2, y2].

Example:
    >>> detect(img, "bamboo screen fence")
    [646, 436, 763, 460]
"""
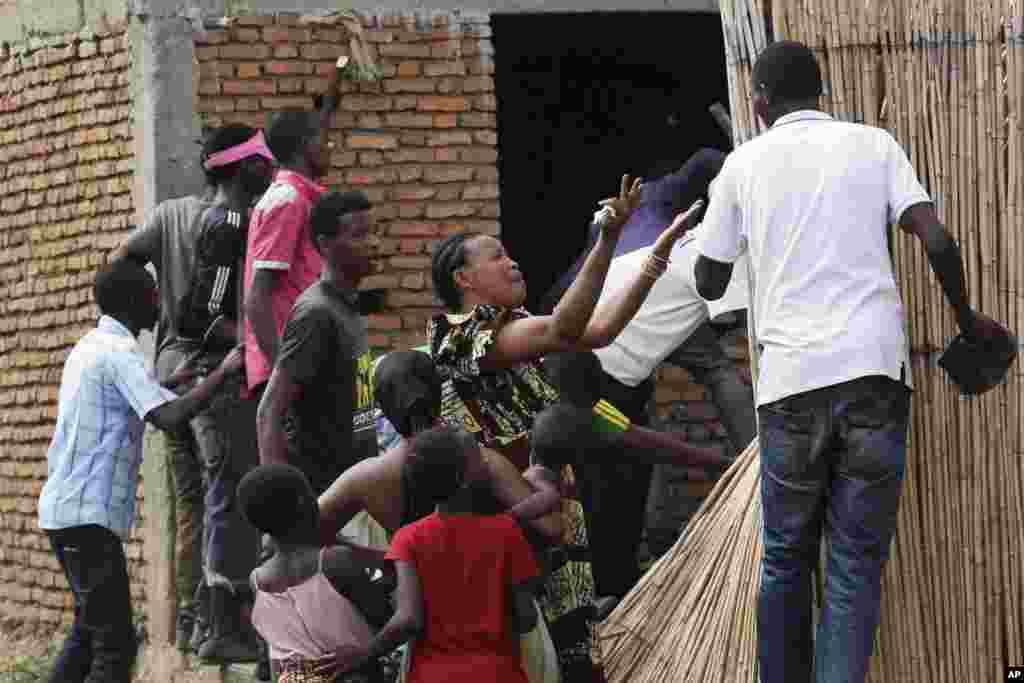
[598, 2, 1024, 682]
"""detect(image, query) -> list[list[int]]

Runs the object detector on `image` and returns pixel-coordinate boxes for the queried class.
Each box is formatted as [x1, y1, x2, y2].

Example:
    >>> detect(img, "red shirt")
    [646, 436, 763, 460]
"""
[386, 513, 539, 683]
[242, 170, 325, 392]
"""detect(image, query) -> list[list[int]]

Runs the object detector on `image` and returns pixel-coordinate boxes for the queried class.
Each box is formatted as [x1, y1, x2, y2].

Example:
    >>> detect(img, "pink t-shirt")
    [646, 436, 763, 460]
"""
[243, 170, 325, 392]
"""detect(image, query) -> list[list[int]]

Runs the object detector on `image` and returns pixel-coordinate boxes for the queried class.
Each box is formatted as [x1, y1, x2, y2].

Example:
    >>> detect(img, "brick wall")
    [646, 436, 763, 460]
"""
[193, 9, 498, 351]
[0, 25, 141, 626]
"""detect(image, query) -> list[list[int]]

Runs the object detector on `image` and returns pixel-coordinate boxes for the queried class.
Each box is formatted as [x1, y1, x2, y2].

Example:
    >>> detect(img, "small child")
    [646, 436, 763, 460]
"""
[240, 464, 395, 683]
[384, 426, 542, 683]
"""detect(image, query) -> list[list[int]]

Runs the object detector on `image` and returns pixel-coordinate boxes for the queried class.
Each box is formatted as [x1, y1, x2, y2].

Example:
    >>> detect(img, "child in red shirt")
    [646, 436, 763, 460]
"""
[386, 426, 541, 683]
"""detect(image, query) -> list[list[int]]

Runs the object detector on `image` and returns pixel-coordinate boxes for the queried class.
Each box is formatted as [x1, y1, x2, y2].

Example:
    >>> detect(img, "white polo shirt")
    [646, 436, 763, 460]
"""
[696, 110, 929, 406]
[594, 224, 750, 387]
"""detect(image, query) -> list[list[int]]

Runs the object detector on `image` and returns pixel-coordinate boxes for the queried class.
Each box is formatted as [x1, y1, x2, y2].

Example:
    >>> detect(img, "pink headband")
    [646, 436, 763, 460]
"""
[203, 131, 276, 170]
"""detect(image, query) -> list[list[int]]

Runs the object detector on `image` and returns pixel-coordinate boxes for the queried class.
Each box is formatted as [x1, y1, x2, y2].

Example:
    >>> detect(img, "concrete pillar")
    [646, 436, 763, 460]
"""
[129, 4, 207, 680]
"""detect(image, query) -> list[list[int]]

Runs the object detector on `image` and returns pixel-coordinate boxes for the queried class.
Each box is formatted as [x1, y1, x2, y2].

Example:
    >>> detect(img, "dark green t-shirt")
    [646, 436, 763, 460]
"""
[277, 279, 378, 495]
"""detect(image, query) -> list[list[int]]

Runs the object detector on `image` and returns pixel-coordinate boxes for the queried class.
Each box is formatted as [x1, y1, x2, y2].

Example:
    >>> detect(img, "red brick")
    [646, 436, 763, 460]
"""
[476, 166, 499, 182]
[263, 26, 312, 43]
[396, 61, 420, 77]
[433, 113, 458, 128]
[417, 95, 469, 112]
[399, 132, 427, 146]
[434, 148, 459, 163]
[274, 44, 299, 58]
[461, 147, 498, 164]
[384, 78, 436, 94]
[278, 77, 304, 93]
[331, 151, 357, 167]
[427, 131, 471, 147]
[474, 130, 498, 145]
[233, 15, 274, 26]
[398, 204, 425, 218]
[387, 149, 435, 164]
[389, 222, 439, 236]
[234, 27, 262, 42]
[359, 151, 384, 166]
[235, 97, 260, 111]
[389, 255, 433, 270]
[426, 202, 476, 219]
[462, 184, 499, 200]
[459, 112, 496, 128]
[313, 28, 344, 42]
[468, 56, 495, 75]
[392, 95, 418, 111]
[347, 133, 399, 150]
[365, 29, 396, 43]
[220, 44, 272, 60]
[430, 41, 461, 59]
[424, 166, 474, 183]
[357, 113, 384, 128]
[362, 274, 401, 289]
[474, 94, 497, 111]
[261, 96, 312, 109]
[423, 61, 466, 77]
[379, 43, 431, 59]
[346, 168, 399, 184]
[368, 333, 392, 348]
[236, 62, 261, 79]
[388, 290, 435, 306]
[300, 43, 344, 60]
[341, 95, 393, 112]
[222, 79, 277, 95]
[266, 61, 313, 76]
[383, 112, 433, 128]
[400, 272, 427, 289]
[463, 76, 493, 93]
[194, 45, 219, 61]
[197, 79, 221, 95]
[397, 166, 423, 183]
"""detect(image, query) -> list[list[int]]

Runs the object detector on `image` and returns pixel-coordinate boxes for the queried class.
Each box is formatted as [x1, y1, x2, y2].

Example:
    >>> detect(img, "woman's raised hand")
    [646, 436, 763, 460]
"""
[597, 174, 643, 240]
[651, 199, 705, 259]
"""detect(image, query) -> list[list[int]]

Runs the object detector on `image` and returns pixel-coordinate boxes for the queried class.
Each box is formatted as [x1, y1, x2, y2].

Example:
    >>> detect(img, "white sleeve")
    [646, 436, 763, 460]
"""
[109, 351, 177, 420]
[696, 159, 745, 263]
[884, 131, 932, 224]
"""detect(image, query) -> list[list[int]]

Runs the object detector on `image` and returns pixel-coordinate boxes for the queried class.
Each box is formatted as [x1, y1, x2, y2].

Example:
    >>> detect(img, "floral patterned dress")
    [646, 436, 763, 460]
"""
[427, 305, 596, 665]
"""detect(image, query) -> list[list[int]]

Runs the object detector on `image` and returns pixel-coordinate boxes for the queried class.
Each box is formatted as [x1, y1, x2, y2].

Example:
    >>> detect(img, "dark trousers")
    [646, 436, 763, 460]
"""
[757, 375, 910, 683]
[579, 372, 654, 599]
[192, 376, 261, 590]
[47, 525, 136, 683]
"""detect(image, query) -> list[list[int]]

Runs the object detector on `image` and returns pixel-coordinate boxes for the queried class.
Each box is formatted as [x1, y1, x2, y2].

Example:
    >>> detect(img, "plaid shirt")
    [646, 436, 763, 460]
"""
[38, 316, 176, 538]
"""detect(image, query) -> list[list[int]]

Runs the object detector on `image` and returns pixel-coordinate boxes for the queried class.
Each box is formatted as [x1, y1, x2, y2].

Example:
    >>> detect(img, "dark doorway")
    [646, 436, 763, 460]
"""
[493, 12, 730, 311]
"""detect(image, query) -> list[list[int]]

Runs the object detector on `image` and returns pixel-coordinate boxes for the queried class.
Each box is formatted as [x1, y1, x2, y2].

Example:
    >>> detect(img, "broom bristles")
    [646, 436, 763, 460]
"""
[597, 439, 762, 683]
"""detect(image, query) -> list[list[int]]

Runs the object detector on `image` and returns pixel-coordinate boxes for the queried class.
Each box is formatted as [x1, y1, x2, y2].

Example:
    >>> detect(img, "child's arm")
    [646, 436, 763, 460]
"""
[484, 451, 563, 544]
[508, 466, 562, 522]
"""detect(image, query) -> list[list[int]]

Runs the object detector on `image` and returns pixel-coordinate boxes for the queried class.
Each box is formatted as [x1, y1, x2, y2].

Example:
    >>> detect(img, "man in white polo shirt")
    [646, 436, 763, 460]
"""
[694, 41, 1000, 683]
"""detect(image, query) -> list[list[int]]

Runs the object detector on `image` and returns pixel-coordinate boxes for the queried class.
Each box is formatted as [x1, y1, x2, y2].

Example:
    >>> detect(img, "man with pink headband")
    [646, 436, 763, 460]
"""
[112, 123, 274, 665]
[242, 60, 347, 402]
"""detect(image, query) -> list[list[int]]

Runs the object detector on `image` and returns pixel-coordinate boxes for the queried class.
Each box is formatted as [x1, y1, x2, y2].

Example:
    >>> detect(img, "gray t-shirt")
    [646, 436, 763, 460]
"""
[127, 196, 214, 380]
[276, 279, 378, 495]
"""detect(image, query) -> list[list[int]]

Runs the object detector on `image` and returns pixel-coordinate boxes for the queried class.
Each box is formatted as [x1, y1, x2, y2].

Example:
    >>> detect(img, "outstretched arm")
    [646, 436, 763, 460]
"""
[477, 176, 642, 370]
[580, 199, 706, 348]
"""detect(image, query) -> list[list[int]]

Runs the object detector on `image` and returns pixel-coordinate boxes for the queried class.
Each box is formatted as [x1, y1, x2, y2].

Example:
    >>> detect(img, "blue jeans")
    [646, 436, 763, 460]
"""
[47, 525, 136, 683]
[757, 375, 910, 683]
